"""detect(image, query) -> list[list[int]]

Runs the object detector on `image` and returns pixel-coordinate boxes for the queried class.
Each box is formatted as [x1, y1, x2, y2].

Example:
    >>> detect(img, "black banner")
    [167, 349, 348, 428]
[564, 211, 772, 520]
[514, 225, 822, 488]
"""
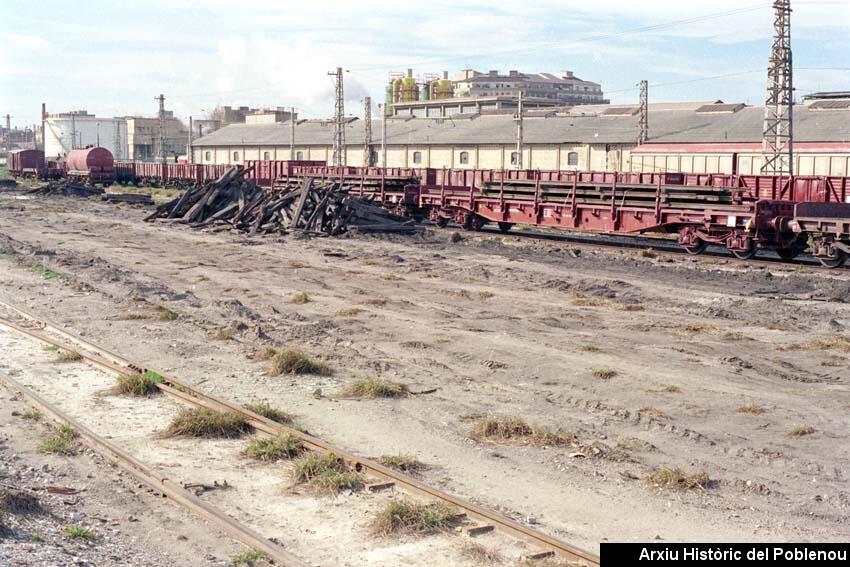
[600, 543, 849, 565]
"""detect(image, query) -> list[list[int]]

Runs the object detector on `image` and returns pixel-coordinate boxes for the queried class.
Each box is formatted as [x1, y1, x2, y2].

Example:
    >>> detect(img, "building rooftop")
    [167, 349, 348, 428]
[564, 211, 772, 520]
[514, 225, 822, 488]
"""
[193, 101, 850, 148]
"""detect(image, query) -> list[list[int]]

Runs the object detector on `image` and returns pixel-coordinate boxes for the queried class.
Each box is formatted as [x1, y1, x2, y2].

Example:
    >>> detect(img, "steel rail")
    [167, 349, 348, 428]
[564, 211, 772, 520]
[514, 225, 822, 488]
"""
[0, 369, 308, 567]
[0, 301, 600, 566]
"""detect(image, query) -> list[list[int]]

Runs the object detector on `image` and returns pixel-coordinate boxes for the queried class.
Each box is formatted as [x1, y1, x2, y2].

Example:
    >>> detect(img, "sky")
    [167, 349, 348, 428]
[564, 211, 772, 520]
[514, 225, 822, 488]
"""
[2, 0, 849, 128]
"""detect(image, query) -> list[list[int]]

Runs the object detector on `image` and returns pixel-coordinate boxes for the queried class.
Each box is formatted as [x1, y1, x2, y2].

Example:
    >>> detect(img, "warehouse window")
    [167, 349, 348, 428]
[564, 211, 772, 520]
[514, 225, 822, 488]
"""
[459, 151, 469, 164]
[510, 152, 519, 165]
[263, 151, 271, 160]
[233, 151, 240, 161]
[296, 151, 304, 160]
[412, 151, 422, 164]
[204, 151, 211, 161]
[567, 152, 579, 166]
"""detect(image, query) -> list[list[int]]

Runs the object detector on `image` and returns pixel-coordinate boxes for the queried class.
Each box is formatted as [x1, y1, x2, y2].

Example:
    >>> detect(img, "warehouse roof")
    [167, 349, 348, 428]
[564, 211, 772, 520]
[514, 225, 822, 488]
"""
[193, 101, 850, 148]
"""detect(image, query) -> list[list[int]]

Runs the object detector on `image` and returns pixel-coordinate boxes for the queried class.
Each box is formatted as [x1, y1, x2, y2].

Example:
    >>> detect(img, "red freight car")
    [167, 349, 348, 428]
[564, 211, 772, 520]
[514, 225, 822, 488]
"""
[7, 149, 45, 178]
[65, 147, 114, 184]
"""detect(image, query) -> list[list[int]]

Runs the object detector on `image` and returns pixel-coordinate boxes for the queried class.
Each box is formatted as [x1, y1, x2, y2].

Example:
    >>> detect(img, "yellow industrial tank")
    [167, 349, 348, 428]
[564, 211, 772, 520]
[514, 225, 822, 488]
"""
[401, 76, 418, 102]
[392, 78, 403, 103]
[436, 79, 453, 100]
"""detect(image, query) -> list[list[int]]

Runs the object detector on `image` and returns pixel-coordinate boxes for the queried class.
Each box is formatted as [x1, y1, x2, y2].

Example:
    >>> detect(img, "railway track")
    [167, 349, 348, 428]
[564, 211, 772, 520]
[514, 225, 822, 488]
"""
[470, 224, 840, 271]
[0, 300, 600, 567]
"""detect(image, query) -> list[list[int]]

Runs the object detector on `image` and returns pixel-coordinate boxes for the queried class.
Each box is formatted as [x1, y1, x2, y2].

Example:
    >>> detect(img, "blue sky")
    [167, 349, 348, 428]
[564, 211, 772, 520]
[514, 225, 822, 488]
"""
[2, 0, 849, 127]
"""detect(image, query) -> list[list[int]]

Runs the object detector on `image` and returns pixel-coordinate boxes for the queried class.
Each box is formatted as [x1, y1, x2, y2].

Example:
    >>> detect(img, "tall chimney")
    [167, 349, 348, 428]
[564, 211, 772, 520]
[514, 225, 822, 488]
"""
[443, 70, 448, 80]
[407, 68, 413, 78]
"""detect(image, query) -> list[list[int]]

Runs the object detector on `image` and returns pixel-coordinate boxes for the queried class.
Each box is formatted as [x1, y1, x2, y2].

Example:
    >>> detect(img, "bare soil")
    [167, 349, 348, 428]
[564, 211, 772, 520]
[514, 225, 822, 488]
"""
[0, 191, 849, 562]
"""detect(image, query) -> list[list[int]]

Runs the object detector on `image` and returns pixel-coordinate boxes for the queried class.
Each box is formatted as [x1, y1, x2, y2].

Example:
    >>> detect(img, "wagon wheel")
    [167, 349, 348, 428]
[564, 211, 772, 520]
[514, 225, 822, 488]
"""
[683, 239, 707, 255]
[497, 222, 514, 233]
[730, 241, 757, 260]
[818, 250, 847, 269]
[435, 217, 449, 228]
[776, 246, 803, 261]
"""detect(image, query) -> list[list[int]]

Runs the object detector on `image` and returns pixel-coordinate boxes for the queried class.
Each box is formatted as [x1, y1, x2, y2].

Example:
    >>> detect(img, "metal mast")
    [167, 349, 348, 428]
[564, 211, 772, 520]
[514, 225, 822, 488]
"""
[290, 106, 296, 160]
[363, 96, 373, 167]
[761, 0, 794, 176]
[328, 67, 346, 166]
[379, 104, 387, 168]
[188, 116, 193, 164]
[638, 80, 649, 144]
[514, 92, 524, 169]
[114, 120, 122, 159]
[156, 94, 166, 163]
[41, 103, 46, 153]
[4, 114, 9, 155]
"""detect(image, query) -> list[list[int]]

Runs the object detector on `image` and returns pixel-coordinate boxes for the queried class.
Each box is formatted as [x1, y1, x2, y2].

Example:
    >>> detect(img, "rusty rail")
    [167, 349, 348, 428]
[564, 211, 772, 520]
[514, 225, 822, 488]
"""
[0, 300, 599, 565]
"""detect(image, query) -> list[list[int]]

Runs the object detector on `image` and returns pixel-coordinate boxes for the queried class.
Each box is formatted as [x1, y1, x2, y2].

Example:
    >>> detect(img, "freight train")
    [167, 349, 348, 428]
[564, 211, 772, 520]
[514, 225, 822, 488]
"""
[8, 146, 114, 184]
[9, 152, 850, 268]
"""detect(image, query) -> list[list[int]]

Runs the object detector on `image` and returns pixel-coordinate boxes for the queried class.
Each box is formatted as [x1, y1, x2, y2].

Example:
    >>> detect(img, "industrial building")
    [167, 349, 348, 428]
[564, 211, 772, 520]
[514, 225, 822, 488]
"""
[191, 95, 850, 176]
[385, 68, 605, 117]
[124, 112, 189, 161]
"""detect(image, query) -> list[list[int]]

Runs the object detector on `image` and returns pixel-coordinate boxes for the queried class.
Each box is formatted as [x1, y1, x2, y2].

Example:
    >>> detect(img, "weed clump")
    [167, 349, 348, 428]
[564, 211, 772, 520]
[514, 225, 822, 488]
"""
[256, 347, 278, 361]
[591, 368, 617, 380]
[289, 292, 310, 304]
[462, 541, 505, 565]
[155, 306, 178, 321]
[343, 379, 409, 399]
[648, 467, 711, 491]
[335, 308, 364, 317]
[64, 526, 95, 539]
[243, 402, 295, 425]
[231, 550, 267, 566]
[290, 453, 361, 494]
[210, 327, 234, 341]
[55, 350, 83, 364]
[377, 455, 425, 473]
[244, 435, 304, 461]
[40, 425, 79, 455]
[269, 349, 332, 376]
[737, 404, 766, 415]
[371, 499, 455, 536]
[469, 417, 573, 447]
[788, 426, 816, 437]
[478, 291, 495, 300]
[111, 372, 162, 397]
[162, 408, 251, 439]
[20, 411, 41, 420]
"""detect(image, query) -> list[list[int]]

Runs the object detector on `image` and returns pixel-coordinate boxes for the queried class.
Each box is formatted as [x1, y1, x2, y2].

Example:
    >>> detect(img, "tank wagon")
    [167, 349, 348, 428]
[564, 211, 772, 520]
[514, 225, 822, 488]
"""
[7, 149, 45, 178]
[65, 147, 114, 185]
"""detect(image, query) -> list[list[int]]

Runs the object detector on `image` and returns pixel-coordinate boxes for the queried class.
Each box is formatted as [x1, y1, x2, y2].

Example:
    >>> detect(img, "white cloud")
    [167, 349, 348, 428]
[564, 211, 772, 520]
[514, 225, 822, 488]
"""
[1, 33, 48, 49]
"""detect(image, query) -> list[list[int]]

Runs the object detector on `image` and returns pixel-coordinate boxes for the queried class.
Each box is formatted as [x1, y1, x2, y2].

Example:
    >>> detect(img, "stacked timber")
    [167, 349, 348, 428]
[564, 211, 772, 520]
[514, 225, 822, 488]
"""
[27, 181, 105, 198]
[145, 166, 416, 236]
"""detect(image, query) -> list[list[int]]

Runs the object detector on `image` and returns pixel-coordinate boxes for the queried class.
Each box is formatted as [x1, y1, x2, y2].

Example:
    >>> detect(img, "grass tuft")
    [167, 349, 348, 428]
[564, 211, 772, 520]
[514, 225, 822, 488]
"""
[55, 350, 83, 364]
[290, 453, 361, 495]
[289, 292, 311, 304]
[648, 467, 711, 491]
[579, 345, 601, 352]
[256, 347, 278, 361]
[243, 402, 295, 425]
[111, 372, 162, 397]
[640, 249, 657, 259]
[377, 454, 425, 473]
[639, 407, 669, 419]
[788, 426, 816, 437]
[64, 526, 95, 539]
[777, 336, 850, 353]
[469, 416, 574, 447]
[20, 411, 41, 421]
[461, 541, 505, 565]
[335, 308, 364, 317]
[343, 379, 409, 399]
[231, 550, 267, 566]
[244, 435, 304, 461]
[737, 404, 766, 415]
[478, 291, 495, 300]
[27, 263, 60, 279]
[162, 408, 251, 439]
[371, 499, 455, 536]
[269, 348, 332, 376]
[571, 294, 644, 311]
[40, 425, 79, 455]
[210, 327, 235, 341]
[43, 345, 60, 352]
[591, 368, 617, 380]
[155, 305, 178, 321]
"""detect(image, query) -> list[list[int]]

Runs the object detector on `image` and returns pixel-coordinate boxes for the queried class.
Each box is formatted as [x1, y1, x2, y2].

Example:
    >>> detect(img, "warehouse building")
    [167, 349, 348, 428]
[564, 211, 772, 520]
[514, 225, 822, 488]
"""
[191, 97, 850, 176]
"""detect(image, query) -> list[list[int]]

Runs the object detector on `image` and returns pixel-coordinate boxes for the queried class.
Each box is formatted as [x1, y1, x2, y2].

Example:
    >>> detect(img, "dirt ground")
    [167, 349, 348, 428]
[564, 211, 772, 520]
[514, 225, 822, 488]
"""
[0, 191, 849, 564]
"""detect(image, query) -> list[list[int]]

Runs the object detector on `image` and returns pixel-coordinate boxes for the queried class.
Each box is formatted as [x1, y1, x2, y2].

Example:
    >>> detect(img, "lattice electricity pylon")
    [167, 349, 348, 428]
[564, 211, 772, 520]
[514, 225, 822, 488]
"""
[329, 67, 346, 167]
[761, 0, 794, 176]
[638, 80, 649, 144]
[363, 96, 373, 167]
